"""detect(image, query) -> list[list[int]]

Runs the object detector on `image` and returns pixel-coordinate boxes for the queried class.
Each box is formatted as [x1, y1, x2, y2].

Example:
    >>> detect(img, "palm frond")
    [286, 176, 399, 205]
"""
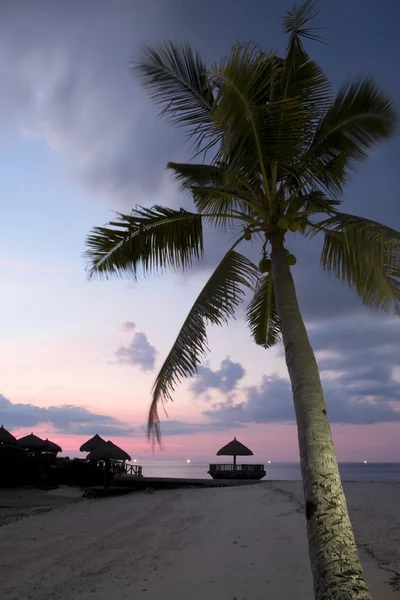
[320, 213, 400, 313]
[209, 44, 284, 191]
[246, 274, 281, 348]
[281, 0, 330, 125]
[319, 213, 400, 248]
[167, 161, 263, 224]
[258, 99, 310, 164]
[195, 186, 264, 220]
[167, 161, 255, 197]
[167, 162, 224, 189]
[283, 0, 324, 53]
[281, 50, 332, 121]
[286, 190, 341, 217]
[305, 79, 397, 193]
[85, 206, 203, 279]
[148, 251, 258, 439]
[133, 41, 217, 153]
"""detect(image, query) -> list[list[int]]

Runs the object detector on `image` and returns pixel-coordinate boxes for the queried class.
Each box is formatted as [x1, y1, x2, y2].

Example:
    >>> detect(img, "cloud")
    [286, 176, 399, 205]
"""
[0, 1, 183, 203]
[309, 314, 400, 355]
[204, 376, 294, 424]
[115, 331, 157, 372]
[191, 357, 245, 396]
[203, 315, 400, 426]
[205, 372, 400, 426]
[0, 394, 134, 436]
[138, 419, 245, 437]
[119, 321, 136, 332]
[64, 424, 135, 437]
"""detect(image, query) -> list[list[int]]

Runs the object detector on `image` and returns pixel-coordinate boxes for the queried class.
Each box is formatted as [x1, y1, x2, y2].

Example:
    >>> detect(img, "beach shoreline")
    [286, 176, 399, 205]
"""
[0, 481, 399, 599]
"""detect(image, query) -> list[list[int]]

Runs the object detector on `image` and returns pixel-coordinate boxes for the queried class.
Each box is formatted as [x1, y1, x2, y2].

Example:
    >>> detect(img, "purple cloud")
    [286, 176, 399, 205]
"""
[0, 394, 134, 435]
[191, 357, 245, 396]
[115, 332, 157, 372]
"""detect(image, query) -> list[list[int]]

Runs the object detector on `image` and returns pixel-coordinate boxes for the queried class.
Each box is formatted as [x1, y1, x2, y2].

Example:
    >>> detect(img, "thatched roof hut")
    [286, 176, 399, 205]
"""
[0, 425, 17, 446]
[87, 440, 131, 490]
[44, 438, 62, 453]
[79, 434, 106, 453]
[86, 440, 131, 462]
[216, 437, 253, 466]
[17, 433, 48, 452]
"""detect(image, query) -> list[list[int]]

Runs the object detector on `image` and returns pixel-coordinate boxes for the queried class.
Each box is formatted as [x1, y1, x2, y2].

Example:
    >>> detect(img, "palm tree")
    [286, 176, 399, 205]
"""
[85, 2, 399, 598]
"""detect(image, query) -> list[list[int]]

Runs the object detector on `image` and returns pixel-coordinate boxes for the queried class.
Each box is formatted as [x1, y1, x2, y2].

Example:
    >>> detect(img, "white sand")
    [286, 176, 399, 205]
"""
[0, 482, 399, 599]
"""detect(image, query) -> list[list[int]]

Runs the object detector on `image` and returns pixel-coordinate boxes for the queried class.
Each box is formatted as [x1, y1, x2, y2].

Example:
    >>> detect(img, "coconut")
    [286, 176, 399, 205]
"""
[244, 227, 252, 241]
[259, 258, 271, 273]
[277, 217, 289, 230]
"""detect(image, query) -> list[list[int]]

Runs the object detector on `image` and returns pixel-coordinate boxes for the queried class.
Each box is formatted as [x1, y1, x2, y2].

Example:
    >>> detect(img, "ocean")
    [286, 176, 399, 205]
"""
[138, 461, 400, 482]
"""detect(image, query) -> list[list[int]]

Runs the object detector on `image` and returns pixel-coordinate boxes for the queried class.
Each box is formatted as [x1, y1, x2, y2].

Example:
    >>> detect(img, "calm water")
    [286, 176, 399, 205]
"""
[138, 461, 400, 482]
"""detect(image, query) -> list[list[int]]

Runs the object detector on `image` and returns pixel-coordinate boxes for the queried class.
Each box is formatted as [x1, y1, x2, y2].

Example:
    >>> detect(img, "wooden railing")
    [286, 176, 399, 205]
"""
[125, 463, 143, 476]
[209, 463, 265, 473]
[109, 460, 143, 476]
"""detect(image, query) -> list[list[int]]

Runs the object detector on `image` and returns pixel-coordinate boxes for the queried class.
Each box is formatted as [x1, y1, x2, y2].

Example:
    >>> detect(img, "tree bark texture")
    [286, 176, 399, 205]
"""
[270, 232, 373, 600]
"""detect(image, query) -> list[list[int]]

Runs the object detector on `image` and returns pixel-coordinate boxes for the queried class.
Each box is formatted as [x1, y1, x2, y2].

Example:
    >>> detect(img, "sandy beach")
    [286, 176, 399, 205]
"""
[0, 482, 399, 600]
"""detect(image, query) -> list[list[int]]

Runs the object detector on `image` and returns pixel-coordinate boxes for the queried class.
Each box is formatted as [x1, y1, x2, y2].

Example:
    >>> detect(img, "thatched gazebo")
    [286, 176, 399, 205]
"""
[79, 434, 106, 453]
[86, 441, 131, 489]
[208, 437, 266, 480]
[44, 438, 62, 453]
[0, 425, 17, 446]
[86, 440, 131, 462]
[17, 433, 48, 452]
[217, 437, 253, 467]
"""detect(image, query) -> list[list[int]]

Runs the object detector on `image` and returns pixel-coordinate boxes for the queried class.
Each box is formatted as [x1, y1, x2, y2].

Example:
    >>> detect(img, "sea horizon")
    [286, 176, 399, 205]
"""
[121, 460, 400, 482]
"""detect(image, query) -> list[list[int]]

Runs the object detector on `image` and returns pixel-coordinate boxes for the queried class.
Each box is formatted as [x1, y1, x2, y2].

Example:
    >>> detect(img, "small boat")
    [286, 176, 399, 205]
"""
[208, 437, 266, 480]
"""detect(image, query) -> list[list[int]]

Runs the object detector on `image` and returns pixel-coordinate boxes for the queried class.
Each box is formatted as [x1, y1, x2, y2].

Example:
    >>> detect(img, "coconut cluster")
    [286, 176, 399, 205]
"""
[258, 249, 297, 273]
[277, 216, 299, 232]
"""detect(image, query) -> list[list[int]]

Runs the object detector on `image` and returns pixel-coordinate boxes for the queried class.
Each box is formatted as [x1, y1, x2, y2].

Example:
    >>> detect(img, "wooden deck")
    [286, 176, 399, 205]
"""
[109, 460, 142, 476]
[208, 463, 266, 480]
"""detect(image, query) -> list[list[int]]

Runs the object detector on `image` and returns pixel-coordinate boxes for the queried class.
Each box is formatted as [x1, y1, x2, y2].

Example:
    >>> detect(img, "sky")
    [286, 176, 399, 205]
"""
[1, 0, 400, 463]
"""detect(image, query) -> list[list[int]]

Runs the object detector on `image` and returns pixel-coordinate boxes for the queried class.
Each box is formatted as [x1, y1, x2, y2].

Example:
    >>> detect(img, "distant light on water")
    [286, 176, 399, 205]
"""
[268, 460, 271, 464]
[133, 459, 137, 463]
[186, 459, 191, 463]
[364, 460, 367, 464]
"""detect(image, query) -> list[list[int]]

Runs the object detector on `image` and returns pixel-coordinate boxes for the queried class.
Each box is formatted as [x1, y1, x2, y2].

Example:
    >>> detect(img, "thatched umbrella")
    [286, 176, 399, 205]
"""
[44, 438, 62, 453]
[17, 433, 48, 452]
[86, 440, 131, 462]
[216, 437, 253, 468]
[79, 434, 106, 453]
[86, 441, 131, 489]
[0, 425, 17, 446]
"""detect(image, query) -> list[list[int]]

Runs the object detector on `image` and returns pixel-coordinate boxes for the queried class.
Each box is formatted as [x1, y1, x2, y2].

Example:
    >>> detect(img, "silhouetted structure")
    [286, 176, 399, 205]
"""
[208, 437, 266, 480]
[17, 433, 48, 452]
[86, 441, 131, 462]
[79, 434, 106, 453]
[87, 440, 132, 489]
[0, 426, 17, 446]
[44, 439, 62, 453]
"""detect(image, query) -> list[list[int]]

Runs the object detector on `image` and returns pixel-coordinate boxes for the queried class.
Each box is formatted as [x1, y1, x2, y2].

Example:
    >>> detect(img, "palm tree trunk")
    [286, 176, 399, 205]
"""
[270, 232, 373, 600]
